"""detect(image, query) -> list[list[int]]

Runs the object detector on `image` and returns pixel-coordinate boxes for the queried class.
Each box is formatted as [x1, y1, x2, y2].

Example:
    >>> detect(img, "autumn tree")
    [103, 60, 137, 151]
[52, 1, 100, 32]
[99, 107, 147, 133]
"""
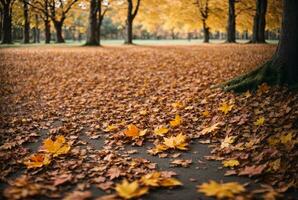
[86, 0, 98, 45]
[22, 0, 30, 43]
[226, 0, 236, 42]
[252, 0, 267, 43]
[0, 0, 15, 44]
[125, 0, 141, 44]
[222, 0, 298, 91]
[86, 0, 109, 45]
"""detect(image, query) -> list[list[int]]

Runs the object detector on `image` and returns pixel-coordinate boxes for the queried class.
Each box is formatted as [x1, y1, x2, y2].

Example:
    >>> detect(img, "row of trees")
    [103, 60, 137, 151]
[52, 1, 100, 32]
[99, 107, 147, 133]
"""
[0, 0, 281, 45]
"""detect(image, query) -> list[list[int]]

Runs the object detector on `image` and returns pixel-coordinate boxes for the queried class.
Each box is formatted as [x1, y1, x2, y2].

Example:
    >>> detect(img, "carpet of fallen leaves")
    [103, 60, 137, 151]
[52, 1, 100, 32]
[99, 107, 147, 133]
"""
[0, 44, 297, 200]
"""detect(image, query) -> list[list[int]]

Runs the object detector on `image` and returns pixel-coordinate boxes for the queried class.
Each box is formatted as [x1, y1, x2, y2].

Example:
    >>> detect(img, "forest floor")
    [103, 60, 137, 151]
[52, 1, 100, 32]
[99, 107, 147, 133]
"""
[0, 44, 297, 200]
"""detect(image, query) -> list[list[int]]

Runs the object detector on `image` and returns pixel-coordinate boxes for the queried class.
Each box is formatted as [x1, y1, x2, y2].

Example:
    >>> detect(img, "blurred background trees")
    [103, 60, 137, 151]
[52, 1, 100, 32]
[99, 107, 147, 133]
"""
[0, 0, 282, 44]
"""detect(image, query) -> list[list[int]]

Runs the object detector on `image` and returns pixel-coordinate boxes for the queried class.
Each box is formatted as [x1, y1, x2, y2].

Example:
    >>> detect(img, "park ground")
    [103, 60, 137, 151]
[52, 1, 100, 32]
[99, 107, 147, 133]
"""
[0, 44, 297, 200]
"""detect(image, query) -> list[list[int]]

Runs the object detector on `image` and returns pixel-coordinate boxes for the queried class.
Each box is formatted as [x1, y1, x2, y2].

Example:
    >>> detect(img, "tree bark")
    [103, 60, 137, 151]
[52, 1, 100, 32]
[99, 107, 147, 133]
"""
[202, 20, 209, 43]
[0, 8, 3, 41]
[227, 0, 236, 43]
[86, 0, 99, 45]
[252, 0, 267, 43]
[44, 20, 51, 44]
[53, 21, 64, 43]
[125, 0, 133, 44]
[222, 0, 298, 92]
[1, 3, 13, 44]
[23, 0, 30, 43]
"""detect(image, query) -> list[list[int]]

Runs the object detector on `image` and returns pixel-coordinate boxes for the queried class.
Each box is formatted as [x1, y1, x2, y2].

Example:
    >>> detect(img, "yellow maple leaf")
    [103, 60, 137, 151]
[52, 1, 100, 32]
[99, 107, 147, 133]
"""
[24, 154, 51, 169]
[202, 110, 210, 117]
[140, 172, 161, 187]
[154, 126, 169, 136]
[280, 132, 292, 144]
[244, 91, 252, 98]
[43, 135, 70, 157]
[218, 103, 234, 114]
[222, 159, 240, 168]
[200, 122, 222, 135]
[139, 109, 147, 115]
[104, 124, 118, 132]
[159, 178, 182, 187]
[115, 179, 148, 199]
[171, 102, 183, 109]
[124, 124, 140, 137]
[170, 115, 182, 127]
[220, 135, 236, 149]
[197, 180, 245, 199]
[254, 117, 265, 126]
[163, 133, 188, 150]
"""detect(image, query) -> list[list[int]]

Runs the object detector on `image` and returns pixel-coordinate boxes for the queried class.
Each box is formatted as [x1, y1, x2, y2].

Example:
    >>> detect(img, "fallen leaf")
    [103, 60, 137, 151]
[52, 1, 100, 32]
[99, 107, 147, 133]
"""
[254, 117, 265, 126]
[197, 180, 245, 199]
[163, 133, 188, 150]
[43, 135, 70, 157]
[200, 122, 222, 135]
[222, 159, 240, 168]
[115, 179, 148, 199]
[238, 164, 267, 177]
[154, 126, 169, 136]
[170, 115, 182, 127]
[218, 102, 234, 114]
[24, 154, 51, 169]
[124, 124, 139, 137]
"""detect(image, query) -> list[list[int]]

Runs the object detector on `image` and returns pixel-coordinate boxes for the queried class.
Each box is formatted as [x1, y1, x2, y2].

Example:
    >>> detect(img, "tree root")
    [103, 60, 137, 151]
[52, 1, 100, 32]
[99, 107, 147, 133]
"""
[218, 57, 290, 93]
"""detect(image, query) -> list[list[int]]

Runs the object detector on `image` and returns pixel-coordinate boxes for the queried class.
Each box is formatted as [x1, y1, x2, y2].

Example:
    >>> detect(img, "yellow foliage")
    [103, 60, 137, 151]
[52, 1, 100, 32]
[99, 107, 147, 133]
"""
[254, 117, 265, 126]
[200, 122, 222, 135]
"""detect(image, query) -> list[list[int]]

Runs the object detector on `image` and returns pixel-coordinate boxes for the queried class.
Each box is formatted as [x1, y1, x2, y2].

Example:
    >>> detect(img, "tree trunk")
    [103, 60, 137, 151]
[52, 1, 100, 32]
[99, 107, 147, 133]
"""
[2, 3, 12, 44]
[86, 0, 99, 45]
[125, 14, 133, 44]
[222, 0, 298, 92]
[252, 0, 267, 43]
[23, 0, 30, 43]
[54, 21, 65, 43]
[44, 20, 51, 44]
[0, 8, 3, 41]
[202, 21, 209, 43]
[227, 0, 236, 43]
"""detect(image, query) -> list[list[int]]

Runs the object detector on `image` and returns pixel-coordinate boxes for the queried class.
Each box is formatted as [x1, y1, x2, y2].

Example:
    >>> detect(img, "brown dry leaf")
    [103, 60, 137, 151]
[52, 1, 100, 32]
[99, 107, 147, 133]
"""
[171, 159, 192, 167]
[107, 167, 121, 180]
[63, 191, 92, 200]
[200, 122, 222, 135]
[238, 164, 267, 177]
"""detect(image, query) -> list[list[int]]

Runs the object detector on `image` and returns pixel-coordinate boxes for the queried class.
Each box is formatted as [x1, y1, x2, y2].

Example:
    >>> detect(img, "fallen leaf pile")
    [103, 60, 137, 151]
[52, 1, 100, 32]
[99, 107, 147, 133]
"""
[0, 45, 297, 199]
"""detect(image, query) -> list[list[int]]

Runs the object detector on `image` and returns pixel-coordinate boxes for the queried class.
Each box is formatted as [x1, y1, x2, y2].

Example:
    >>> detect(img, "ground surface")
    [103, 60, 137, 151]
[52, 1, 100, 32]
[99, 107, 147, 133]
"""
[0, 44, 297, 200]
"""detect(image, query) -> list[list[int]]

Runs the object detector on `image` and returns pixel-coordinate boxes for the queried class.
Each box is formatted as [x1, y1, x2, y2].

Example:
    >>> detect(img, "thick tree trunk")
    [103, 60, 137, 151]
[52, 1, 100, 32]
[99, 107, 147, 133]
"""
[2, 4, 12, 44]
[54, 21, 65, 43]
[33, 14, 40, 43]
[86, 0, 99, 45]
[222, 0, 298, 92]
[252, 0, 267, 43]
[0, 8, 3, 41]
[125, 15, 133, 44]
[227, 0, 236, 43]
[44, 20, 51, 44]
[23, 0, 30, 43]
[202, 21, 209, 43]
